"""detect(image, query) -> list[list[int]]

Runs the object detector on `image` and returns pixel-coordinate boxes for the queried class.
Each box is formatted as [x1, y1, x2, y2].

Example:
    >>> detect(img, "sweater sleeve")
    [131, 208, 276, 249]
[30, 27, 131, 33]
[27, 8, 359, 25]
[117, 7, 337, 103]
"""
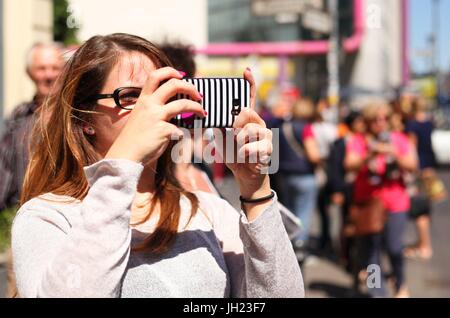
[12, 159, 143, 298]
[206, 192, 305, 298]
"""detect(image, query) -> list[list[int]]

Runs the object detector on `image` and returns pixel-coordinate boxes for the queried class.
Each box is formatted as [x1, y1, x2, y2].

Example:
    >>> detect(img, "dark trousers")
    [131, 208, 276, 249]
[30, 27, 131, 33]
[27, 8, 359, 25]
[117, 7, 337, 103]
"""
[318, 184, 332, 249]
[356, 211, 408, 297]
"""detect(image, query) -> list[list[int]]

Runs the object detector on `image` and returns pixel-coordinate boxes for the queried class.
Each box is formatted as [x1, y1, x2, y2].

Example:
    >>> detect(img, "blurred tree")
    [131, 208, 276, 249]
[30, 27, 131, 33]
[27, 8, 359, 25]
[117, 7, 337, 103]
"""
[53, 0, 79, 45]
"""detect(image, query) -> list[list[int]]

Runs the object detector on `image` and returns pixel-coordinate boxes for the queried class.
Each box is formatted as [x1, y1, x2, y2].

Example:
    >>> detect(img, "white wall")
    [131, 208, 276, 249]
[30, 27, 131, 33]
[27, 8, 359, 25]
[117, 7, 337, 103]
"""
[2, 0, 53, 117]
[69, 0, 208, 47]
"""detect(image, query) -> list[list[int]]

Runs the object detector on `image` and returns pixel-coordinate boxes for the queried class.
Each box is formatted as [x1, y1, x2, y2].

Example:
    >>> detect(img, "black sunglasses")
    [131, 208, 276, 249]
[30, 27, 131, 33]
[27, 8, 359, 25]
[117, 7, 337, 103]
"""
[90, 87, 142, 110]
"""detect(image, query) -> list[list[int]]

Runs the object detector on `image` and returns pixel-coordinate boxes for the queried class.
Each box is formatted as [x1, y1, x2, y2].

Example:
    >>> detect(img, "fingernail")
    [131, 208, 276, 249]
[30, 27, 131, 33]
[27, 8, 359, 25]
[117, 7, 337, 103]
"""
[199, 93, 204, 98]
[203, 110, 208, 116]
[178, 71, 186, 77]
[246, 67, 251, 72]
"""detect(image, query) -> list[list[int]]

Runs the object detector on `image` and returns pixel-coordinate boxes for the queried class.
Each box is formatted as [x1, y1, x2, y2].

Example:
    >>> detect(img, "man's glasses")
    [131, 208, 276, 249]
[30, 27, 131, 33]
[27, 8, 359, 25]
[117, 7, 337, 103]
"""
[90, 87, 142, 110]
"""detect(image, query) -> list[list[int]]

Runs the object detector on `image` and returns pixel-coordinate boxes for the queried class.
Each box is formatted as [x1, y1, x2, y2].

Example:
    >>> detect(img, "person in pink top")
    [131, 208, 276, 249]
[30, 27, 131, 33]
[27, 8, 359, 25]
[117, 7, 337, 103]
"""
[345, 102, 417, 298]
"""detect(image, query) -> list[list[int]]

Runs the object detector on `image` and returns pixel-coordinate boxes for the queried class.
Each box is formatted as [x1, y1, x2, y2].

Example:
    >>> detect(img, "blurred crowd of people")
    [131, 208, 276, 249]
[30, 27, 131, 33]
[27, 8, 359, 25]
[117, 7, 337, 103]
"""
[260, 84, 446, 298]
[0, 40, 446, 298]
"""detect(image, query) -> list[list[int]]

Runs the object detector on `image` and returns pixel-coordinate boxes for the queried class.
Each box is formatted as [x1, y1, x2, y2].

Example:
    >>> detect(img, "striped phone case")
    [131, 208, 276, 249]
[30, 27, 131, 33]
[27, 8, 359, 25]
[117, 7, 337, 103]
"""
[172, 78, 251, 128]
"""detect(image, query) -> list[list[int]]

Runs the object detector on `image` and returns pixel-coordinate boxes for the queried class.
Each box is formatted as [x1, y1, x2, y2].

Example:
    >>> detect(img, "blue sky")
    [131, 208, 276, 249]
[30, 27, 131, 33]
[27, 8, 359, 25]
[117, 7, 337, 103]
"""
[410, 0, 450, 73]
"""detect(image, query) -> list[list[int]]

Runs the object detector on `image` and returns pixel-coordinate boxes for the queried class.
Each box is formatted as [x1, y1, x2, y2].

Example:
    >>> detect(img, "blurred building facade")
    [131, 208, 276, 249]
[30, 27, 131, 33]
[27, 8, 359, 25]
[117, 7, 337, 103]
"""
[348, 0, 407, 107]
[199, 0, 409, 109]
[69, 0, 208, 47]
[0, 0, 411, 122]
[0, 0, 53, 121]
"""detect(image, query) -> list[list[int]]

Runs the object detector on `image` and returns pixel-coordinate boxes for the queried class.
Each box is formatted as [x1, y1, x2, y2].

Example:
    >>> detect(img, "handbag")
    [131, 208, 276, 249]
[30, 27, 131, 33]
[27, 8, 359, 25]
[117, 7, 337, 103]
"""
[419, 171, 447, 202]
[348, 198, 386, 236]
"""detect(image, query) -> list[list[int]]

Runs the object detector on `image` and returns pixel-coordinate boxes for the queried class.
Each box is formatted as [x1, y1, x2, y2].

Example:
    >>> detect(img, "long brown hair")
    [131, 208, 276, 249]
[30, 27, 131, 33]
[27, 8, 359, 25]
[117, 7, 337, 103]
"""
[21, 33, 199, 254]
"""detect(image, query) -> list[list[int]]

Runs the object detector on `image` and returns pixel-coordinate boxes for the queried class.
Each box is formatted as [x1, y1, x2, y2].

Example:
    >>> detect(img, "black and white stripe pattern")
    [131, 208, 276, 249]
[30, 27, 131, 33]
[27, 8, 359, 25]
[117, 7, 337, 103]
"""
[173, 78, 251, 128]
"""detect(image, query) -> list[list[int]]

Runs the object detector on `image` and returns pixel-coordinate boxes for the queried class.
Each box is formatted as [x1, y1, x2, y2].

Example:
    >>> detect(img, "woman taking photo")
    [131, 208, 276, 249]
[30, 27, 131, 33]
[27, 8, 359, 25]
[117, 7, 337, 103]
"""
[345, 102, 417, 298]
[11, 33, 304, 298]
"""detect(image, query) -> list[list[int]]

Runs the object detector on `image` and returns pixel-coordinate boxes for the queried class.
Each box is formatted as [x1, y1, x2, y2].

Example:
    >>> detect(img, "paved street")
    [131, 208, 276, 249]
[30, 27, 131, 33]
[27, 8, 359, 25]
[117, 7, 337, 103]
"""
[218, 168, 450, 298]
[303, 195, 450, 298]
[1, 169, 450, 298]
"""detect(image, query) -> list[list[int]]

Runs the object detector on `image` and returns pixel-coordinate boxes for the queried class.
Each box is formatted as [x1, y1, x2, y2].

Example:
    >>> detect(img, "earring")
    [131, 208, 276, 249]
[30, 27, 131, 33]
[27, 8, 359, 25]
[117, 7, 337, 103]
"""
[84, 127, 95, 135]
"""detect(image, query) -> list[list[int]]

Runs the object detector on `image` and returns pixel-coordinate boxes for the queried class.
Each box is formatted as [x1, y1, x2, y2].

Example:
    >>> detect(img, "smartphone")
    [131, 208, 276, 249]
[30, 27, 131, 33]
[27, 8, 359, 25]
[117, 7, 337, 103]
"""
[171, 78, 251, 128]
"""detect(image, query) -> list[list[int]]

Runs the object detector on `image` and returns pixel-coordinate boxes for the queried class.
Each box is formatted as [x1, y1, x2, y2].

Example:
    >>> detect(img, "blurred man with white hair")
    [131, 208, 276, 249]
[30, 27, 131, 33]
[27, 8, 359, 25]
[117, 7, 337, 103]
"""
[0, 42, 64, 212]
[0, 42, 64, 297]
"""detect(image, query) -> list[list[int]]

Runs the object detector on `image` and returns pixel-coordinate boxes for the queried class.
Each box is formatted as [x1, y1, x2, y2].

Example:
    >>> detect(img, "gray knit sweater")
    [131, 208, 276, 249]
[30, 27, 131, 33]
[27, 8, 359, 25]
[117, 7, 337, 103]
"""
[11, 159, 304, 298]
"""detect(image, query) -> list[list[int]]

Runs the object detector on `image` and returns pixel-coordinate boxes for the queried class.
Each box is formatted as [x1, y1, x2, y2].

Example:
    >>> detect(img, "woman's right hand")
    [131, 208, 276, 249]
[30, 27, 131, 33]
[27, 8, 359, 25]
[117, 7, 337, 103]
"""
[105, 67, 206, 164]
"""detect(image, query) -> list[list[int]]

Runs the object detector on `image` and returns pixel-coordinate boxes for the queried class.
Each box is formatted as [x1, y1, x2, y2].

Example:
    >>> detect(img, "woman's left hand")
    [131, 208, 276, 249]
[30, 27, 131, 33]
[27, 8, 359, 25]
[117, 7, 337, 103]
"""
[214, 68, 273, 219]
